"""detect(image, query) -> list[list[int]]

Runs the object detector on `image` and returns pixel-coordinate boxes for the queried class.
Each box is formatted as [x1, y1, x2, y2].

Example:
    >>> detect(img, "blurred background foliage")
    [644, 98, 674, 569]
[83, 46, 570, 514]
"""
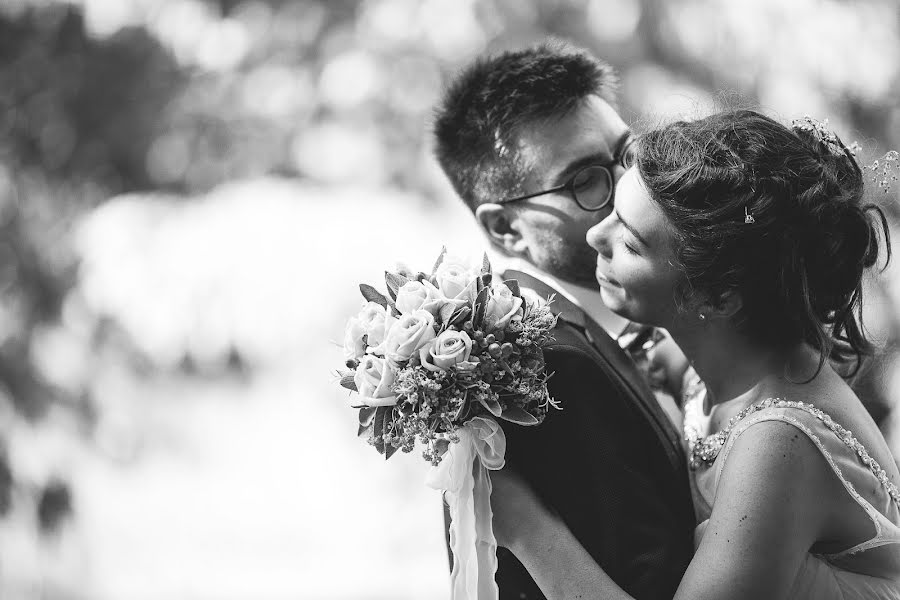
[0, 0, 898, 598]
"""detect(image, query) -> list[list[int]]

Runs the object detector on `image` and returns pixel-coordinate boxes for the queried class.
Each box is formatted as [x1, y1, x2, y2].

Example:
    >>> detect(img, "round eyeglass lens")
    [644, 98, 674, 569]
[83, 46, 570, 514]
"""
[572, 166, 613, 210]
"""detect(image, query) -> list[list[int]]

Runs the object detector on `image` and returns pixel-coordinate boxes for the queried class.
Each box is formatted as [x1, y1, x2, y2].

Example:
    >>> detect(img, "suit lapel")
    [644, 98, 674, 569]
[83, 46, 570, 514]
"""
[501, 269, 685, 472]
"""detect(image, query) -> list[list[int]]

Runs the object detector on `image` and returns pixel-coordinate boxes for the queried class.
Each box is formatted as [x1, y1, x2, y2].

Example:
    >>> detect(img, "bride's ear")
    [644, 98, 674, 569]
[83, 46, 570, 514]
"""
[475, 204, 528, 256]
[707, 290, 743, 319]
[691, 289, 742, 322]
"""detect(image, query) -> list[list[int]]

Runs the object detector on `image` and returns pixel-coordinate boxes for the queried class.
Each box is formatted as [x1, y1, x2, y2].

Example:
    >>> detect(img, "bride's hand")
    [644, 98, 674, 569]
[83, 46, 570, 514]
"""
[489, 468, 550, 553]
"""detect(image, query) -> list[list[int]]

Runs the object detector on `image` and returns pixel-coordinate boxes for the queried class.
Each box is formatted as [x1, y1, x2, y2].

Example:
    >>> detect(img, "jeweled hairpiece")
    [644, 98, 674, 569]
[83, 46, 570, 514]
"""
[791, 115, 849, 158]
[792, 115, 897, 194]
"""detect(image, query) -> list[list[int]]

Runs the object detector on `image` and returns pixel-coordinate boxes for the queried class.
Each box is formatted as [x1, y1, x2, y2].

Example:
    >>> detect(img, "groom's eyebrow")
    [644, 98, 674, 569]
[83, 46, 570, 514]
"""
[616, 210, 650, 247]
[552, 152, 610, 186]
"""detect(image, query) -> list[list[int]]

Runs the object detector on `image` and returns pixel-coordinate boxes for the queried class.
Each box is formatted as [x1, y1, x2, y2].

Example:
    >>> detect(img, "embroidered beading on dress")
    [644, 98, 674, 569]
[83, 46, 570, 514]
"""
[684, 397, 900, 509]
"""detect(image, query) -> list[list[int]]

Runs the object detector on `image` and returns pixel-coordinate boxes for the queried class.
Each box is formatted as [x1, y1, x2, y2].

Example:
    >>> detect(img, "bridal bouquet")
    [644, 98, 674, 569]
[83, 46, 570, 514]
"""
[337, 249, 558, 599]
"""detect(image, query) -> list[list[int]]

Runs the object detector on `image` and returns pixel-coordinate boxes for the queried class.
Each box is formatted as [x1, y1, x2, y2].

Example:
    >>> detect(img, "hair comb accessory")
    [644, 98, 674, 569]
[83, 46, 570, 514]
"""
[791, 115, 849, 158]
[744, 206, 755, 224]
[865, 150, 899, 194]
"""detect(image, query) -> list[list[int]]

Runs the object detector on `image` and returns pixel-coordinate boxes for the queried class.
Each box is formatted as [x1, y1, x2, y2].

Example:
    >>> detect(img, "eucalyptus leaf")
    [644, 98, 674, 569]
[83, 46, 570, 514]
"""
[472, 285, 490, 326]
[381, 407, 394, 439]
[358, 422, 374, 438]
[385, 272, 410, 301]
[360, 284, 389, 309]
[340, 375, 358, 392]
[500, 406, 540, 425]
[358, 406, 377, 427]
[373, 406, 389, 454]
[434, 438, 450, 458]
[505, 279, 520, 298]
[431, 246, 448, 277]
[449, 306, 472, 327]
[384, 443, 398, 460]
[481, 253, 492, 276]
[478, 396, 503, 417]
[439, 302, 457, 324]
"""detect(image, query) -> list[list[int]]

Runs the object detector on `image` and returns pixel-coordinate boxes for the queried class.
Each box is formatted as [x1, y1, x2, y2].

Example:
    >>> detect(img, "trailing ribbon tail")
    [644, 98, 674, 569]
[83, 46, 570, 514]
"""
[426, 417, 506, 600]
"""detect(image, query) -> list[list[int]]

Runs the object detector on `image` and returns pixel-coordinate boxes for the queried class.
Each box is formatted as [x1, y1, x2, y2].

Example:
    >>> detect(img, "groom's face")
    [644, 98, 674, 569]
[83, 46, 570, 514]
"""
[511, 95, 629, 286]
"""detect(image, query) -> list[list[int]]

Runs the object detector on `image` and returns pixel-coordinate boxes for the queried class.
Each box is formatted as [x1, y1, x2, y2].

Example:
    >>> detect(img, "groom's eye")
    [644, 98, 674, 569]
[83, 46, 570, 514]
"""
[572, 167, 609, 192]
[571, 166, 613, 210]
[620, 139, 637, 169]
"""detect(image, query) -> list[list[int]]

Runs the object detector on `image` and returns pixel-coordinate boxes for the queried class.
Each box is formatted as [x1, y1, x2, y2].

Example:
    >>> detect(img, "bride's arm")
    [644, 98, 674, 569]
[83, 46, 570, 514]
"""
[492, 419, 834, 600]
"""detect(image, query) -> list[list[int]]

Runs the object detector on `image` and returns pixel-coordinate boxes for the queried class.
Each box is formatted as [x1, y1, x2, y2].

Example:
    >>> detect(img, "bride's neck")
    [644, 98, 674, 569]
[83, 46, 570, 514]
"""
[669, 323, 785, 407]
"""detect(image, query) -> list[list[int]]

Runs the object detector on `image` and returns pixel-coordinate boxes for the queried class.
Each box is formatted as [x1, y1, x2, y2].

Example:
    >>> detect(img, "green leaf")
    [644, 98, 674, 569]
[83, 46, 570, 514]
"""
[439, 302, 457, 324]
[504, 279, 520, 298]
[481, 273, 492, 287]
[384, 443, 398, 460]
[385, 272, 410, 301]
[359, 406, 377, 427]
[431, 246, 447, 277]
[478, 396, 503, 417]
[472, 284, 490, 326]
[449, 306, 472, 327]
[500, 406, 540, 425]
[481, 253, 492, 276]
[373, 406, 390, 454]
[360, 284, 389, 309]
[358, 422, 374, 438]
[434, 438, 450, 459]
[340, 374, 358, 392]
[381, 407, 398, 460]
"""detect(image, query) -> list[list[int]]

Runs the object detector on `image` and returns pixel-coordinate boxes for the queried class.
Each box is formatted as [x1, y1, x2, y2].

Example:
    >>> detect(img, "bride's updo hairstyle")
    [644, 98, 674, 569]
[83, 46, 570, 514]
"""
[635, 109, 890, 375]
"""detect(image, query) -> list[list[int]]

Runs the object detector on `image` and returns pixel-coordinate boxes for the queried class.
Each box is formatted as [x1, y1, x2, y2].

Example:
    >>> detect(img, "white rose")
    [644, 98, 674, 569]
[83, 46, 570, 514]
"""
[419, 330, 473, 372]
[395, 280, 446, 316]
[433, 256, 478, 308]
[343, 316, 367, 362]
[483, 283, 524, 330]
[380, 309, 437, 364]
[353, 355, 397, 406]
[356, 302, 396, 349]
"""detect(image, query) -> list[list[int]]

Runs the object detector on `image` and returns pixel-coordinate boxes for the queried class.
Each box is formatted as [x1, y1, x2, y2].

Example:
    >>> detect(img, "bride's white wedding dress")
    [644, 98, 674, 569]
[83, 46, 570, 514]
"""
[682, 371, 900, 599]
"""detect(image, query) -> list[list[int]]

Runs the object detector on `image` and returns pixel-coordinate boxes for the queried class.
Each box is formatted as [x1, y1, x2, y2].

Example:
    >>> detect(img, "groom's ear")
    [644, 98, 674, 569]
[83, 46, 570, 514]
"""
[474, 204, 528, 256]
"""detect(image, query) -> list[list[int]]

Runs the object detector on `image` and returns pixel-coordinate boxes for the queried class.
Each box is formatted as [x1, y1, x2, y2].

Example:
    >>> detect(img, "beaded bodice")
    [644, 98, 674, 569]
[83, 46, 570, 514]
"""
[684, 396, 900, 509]
[684, 366, 900, 507]
[681, 370, 900, 598]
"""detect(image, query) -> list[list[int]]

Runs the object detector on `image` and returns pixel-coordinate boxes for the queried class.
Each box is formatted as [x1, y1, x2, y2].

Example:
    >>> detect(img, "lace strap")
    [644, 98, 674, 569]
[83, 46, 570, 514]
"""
[707, 399, 900, 511]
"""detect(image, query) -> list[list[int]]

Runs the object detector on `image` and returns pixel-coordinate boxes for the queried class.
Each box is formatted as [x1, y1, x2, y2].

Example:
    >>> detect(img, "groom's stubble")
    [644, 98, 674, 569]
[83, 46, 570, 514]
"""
[511, 94, 628, 286]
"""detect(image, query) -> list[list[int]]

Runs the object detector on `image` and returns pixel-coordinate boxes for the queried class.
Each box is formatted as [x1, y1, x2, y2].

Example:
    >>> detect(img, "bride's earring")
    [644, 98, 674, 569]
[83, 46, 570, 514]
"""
[698, 313, 707, 321]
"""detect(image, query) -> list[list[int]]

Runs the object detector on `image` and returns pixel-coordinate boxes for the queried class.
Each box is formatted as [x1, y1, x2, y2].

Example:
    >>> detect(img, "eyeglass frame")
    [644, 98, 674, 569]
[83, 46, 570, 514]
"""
[497, 134, 637, 211]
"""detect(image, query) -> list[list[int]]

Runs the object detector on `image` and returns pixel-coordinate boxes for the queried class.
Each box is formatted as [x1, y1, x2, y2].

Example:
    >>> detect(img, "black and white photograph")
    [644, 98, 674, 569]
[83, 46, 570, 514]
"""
[1, 0, 900, 598]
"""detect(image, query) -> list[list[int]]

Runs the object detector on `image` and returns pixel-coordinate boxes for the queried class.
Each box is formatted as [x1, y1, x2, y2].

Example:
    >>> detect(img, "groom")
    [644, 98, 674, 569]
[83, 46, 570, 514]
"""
[433, 41, 695, 599]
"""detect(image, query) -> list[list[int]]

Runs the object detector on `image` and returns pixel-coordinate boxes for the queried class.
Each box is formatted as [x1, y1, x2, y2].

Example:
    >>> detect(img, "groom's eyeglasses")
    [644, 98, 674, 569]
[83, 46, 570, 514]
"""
[499, 134, 637, 211]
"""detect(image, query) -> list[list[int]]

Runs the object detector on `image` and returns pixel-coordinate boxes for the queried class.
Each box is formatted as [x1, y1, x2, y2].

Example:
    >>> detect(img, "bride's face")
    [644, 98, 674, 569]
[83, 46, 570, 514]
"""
[586, 169, 684, 326]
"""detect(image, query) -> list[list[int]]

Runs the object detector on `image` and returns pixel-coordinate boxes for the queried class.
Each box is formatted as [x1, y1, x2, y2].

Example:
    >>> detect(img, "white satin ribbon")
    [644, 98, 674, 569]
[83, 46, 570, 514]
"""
[426, 416, 507, 600]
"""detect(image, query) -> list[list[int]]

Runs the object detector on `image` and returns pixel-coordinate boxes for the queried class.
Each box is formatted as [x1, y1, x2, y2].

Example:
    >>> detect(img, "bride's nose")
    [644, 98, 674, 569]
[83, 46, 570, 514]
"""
[586, 213, 614, 260]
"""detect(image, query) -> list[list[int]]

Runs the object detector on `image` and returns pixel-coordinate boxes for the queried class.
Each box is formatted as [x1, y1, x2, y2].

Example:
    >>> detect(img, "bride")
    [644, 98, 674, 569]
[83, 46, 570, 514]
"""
[488, 109, 900, 599]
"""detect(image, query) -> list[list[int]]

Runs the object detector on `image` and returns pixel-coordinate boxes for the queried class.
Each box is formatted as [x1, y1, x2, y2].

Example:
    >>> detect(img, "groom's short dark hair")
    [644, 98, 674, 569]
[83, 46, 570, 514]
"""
[433, 40, 618, 211]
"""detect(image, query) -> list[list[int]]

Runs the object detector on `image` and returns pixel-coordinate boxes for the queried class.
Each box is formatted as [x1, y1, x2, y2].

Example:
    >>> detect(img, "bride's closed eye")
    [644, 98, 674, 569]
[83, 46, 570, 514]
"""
[618, 232, 640, 255]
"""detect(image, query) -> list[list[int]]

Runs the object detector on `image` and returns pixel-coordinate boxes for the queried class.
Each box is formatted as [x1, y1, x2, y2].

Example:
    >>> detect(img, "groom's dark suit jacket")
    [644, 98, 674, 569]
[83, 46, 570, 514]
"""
[444, 269, 695, 600]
